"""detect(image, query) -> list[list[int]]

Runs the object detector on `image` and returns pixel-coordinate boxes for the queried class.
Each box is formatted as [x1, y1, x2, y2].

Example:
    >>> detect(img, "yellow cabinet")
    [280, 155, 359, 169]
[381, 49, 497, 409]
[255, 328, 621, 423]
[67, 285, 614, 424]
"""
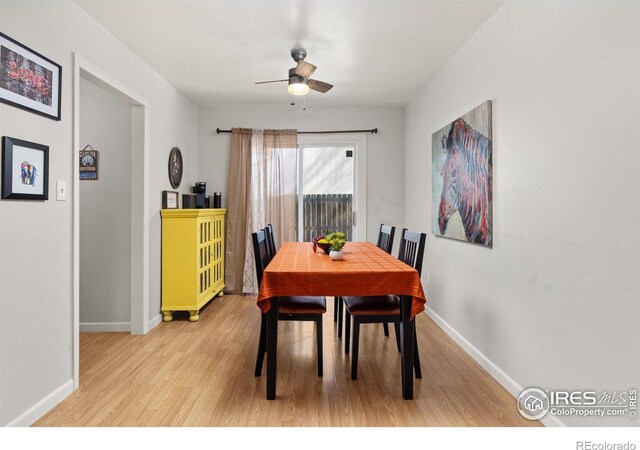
[161, 209, 226, 322]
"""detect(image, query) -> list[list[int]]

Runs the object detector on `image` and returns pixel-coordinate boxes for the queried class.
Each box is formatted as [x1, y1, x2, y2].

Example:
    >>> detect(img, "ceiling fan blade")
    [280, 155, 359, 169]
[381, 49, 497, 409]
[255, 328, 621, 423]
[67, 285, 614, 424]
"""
[255, 79, 288, 85]
[296, 60, 317, 78]
[308, 79, 333, 93]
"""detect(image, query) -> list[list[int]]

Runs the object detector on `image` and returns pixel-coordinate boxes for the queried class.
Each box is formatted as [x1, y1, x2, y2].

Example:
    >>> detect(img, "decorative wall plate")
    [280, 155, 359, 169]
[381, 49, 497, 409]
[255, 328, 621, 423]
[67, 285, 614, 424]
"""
[168, 147, 183, 189]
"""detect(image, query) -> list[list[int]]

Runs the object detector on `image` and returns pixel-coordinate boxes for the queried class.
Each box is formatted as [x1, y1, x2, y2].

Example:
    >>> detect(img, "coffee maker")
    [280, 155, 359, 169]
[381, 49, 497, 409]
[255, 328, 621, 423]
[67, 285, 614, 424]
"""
[192, 182, 207, 208]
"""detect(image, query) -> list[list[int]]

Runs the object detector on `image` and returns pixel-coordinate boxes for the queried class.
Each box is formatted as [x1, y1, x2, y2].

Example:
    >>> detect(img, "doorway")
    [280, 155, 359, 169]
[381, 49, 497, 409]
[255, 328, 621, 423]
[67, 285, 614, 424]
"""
[297, 134, 367, 242]
[78, 76, 132, 332]
[72, 54, 150, 390]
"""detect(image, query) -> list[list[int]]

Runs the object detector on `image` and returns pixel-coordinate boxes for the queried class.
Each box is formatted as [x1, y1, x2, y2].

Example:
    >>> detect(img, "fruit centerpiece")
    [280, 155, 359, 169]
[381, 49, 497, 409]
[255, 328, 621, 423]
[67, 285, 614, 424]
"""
[313, 231, 346, 255]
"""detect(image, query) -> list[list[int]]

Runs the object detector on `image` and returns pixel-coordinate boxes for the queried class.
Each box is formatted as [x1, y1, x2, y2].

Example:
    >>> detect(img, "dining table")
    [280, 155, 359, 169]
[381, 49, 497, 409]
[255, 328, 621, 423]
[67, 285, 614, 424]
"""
[256, 241, 427, 400]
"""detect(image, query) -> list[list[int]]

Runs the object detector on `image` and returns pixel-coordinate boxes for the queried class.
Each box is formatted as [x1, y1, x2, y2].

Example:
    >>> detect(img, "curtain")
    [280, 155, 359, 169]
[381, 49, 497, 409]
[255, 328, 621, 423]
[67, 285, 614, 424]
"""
[225, 128, 297, 293]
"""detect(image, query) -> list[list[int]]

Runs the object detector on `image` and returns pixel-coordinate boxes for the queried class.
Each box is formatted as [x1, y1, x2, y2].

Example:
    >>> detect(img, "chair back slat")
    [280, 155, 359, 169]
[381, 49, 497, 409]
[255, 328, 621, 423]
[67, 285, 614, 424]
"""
[251, 230, 270, 287]
[376, 224, 395, 254]
[263, 224, 277, 263]
[397, 228, 427, 276]
[265, 223, 276, 258]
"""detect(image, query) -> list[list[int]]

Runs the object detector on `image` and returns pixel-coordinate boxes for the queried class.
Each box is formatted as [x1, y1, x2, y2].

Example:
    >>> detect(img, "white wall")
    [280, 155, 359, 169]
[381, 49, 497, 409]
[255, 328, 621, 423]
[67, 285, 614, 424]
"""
[79, 77, 131, 327]
[198, 105, 405, 242]
[405, 1, 640, 426]
[0, 1, 198, 426]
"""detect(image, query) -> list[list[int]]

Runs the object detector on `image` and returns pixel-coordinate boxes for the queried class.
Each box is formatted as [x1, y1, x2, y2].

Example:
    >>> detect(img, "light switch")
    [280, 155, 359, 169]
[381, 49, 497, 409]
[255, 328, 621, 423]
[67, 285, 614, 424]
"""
[56, 181, 67, 201]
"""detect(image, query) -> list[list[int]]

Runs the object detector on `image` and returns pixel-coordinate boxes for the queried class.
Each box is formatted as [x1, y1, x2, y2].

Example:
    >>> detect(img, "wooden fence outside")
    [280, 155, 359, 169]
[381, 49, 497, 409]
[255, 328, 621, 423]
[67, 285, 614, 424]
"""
[303, 194, 353, 242]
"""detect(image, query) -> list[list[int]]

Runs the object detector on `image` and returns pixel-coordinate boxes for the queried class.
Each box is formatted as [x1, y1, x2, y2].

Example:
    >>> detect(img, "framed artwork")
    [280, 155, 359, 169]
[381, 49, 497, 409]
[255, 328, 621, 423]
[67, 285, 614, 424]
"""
[0, 32, 62, 121]
[432, 100, 492, 246]
[168, 147, 183, 189]
[79, 146, 98, 180]
[162, 190, 179, 209]
[2, 136, 49, 200]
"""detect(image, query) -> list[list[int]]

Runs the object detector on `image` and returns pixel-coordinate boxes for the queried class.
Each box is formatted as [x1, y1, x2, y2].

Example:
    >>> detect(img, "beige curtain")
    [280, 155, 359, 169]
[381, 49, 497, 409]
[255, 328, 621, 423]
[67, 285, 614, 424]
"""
[225, 128, 297, 293]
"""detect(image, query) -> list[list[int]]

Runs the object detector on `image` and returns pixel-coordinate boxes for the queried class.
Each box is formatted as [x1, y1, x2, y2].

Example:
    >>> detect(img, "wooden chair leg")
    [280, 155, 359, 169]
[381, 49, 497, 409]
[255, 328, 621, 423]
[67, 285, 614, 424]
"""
[393, 321, 401, 353]
[316, 317, 323, 377]
[383, 322, 390, 336]
[254, 313, 267, 377]
[351, 318, 360, 380]
[413, 321, 422, 379]
[333, 297, 338, 322]
[337, 297, 343, 338]
[344, 310, 351, 354]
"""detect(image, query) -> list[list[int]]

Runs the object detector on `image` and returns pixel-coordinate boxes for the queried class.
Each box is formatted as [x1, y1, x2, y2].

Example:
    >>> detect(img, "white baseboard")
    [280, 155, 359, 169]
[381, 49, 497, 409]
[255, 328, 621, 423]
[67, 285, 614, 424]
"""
[79, 322, 130, 332]
[424, 306, 565, 427]
[80, 315, 161, 334]
[147, 314, 162, 332]
[5, 379, 73, 427]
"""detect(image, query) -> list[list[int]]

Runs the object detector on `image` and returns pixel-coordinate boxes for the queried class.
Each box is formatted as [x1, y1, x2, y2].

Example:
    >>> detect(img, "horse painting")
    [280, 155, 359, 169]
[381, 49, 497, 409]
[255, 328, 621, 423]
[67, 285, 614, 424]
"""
[432, 101, 492, 246]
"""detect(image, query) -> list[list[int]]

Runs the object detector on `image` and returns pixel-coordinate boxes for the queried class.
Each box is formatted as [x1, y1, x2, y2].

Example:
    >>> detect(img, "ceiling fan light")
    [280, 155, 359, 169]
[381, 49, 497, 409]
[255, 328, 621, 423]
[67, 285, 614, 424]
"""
[288, 81, 309, 96]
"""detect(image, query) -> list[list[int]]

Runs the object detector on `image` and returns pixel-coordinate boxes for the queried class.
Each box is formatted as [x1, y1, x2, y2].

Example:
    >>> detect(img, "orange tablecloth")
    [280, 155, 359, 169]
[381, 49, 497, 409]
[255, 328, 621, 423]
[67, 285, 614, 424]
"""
[256, 242, 427, 319]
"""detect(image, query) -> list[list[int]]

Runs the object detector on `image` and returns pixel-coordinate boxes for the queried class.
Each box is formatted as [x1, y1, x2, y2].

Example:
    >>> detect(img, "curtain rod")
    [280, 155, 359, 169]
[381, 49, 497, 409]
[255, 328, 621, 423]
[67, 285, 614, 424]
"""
[216, 127, 378, 135]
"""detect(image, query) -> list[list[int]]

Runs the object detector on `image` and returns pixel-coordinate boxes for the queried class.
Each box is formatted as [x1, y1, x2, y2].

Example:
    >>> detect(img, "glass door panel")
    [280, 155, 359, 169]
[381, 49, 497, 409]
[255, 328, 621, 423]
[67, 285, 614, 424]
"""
[298, 145, 356, 242]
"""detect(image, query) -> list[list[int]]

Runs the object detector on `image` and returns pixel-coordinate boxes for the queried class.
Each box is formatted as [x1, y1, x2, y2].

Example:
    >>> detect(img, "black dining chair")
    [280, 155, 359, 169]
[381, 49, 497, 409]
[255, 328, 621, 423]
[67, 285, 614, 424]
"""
[343, 228, 425, 380]
[335, 224, 396, 341]
[253, 229, 326, 377]
[264, 223, 276, 262]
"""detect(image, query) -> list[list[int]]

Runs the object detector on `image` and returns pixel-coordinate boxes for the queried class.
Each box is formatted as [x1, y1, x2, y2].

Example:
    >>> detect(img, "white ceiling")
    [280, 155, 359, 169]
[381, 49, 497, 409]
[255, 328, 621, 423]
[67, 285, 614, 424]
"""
[76, 0, 503, 107]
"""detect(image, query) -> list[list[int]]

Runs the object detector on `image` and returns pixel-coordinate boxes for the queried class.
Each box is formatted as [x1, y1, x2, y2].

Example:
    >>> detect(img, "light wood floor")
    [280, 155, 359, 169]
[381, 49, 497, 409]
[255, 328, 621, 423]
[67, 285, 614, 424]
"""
[35, 294, 540, 427]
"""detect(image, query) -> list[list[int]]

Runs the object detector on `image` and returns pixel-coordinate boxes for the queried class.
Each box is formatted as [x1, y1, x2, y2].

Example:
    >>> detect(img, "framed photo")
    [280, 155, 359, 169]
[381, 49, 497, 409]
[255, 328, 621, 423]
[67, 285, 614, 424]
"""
[2, 136, 49, 200]
[0, 32, 62, 121]
[79, 148, 98, 180]
[162, 190, 179, 209]
[168, 147, 183, 189]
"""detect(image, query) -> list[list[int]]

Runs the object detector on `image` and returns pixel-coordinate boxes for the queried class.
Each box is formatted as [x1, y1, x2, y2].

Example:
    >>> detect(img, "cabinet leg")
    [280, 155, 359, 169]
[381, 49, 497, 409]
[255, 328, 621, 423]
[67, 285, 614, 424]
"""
[189, 310, 200, 322]
[218, 291, 224, 297]
[162, 311, 173, 322]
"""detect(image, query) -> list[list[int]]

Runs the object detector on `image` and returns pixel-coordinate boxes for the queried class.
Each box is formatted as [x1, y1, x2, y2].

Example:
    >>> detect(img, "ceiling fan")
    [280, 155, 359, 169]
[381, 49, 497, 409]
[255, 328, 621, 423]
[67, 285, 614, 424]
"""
[255, 48, 333, 96]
